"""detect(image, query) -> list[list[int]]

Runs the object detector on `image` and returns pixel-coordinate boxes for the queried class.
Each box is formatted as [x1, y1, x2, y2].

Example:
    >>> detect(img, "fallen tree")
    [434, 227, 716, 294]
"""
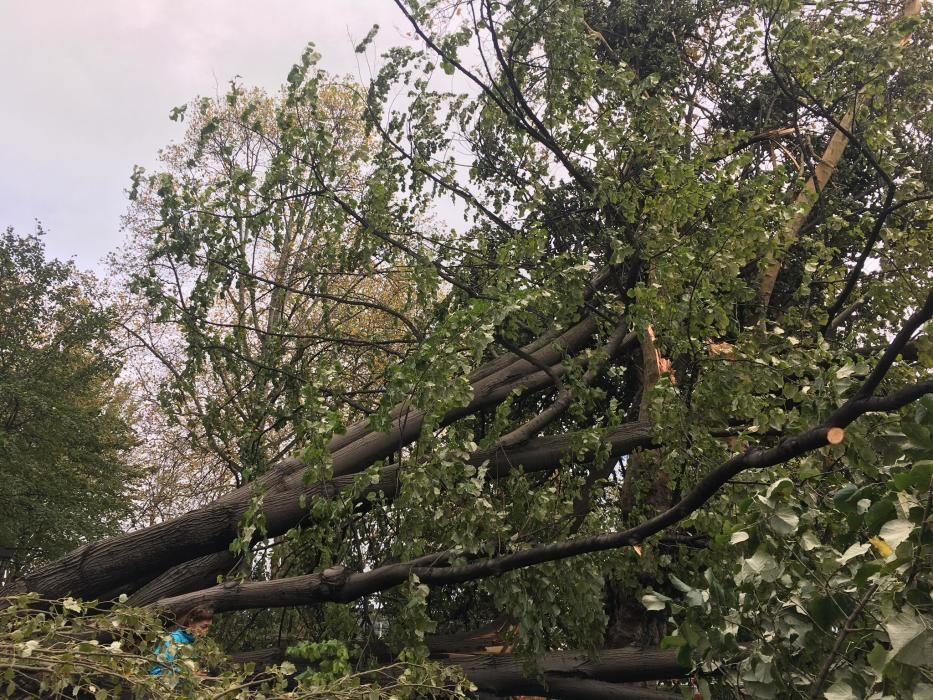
[149, 292, 932, 614]
[9, 315, 641, 602]
[230, 645, 690, 700]
[4, 1, 932, 698]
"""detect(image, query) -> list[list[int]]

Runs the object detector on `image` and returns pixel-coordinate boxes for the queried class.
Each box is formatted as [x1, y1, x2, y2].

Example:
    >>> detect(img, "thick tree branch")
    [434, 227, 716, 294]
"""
[4, 314, 603, 601]
[125, 551, 239, 607]
[231, 646, 687, 698]
[156, 291, 931, 614]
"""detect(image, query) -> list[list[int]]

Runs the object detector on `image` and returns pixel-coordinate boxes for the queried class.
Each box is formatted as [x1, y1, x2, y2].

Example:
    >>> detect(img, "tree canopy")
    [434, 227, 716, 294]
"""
[2, 1, 932, 698]
[0, 228, 135, 582]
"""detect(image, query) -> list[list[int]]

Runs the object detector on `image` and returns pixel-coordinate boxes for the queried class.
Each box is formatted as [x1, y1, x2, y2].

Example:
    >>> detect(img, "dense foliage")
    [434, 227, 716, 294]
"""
[0, 230, 135, 581]
[0, 593, 472, 699]
[3, 0, 932, 698]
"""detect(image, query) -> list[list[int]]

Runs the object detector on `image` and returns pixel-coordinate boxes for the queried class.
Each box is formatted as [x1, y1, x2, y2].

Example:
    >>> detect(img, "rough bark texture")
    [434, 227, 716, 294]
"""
[456, 646, 689, 685]
[229, 646, 688, 697]
[125, 551, 239, 607]
[473, 677, 680, 699]
[5, 317, 602, 602]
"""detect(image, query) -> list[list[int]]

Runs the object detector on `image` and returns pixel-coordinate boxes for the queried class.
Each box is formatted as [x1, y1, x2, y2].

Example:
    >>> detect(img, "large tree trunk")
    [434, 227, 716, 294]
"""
[473, 677, 680, 699]
[125, 551, 239, 607]
[112, 420, 654, 606]
[3, 317, 614, 602]
[230, 646, 689, 699]
[456, 646, 689, 688]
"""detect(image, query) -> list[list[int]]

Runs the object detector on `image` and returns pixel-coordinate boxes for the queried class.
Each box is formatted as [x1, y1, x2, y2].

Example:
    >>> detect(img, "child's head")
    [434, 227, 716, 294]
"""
[177, 606, 213, 638]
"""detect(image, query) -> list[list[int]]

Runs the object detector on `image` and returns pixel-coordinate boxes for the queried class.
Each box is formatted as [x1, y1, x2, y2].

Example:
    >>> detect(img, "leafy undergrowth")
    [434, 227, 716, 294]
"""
[0, 594, 473, 699]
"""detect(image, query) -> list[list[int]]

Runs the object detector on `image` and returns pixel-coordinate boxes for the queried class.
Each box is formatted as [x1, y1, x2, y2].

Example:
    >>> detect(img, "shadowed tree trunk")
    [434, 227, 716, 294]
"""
[3, 3, 931, 697]
[4, 315, 607, 602]
[230, 646, 689, 700]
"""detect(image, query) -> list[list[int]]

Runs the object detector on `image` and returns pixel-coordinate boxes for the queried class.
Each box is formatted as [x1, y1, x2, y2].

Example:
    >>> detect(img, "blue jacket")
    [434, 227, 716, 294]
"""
[149, 628, 195, 676]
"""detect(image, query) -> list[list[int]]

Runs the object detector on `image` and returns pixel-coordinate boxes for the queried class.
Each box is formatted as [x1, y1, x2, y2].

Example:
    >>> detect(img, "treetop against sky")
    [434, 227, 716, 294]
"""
[1, 1, 931, 698]
[0, 1, 413, 272]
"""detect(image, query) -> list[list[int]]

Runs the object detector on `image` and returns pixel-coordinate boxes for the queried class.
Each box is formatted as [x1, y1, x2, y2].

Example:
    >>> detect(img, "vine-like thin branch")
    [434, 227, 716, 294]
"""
[808, 584, 878, 699]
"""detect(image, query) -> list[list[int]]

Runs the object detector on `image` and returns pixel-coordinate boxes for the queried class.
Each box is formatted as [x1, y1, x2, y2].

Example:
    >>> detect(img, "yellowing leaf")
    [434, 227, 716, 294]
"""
[869, 536, 893, 558]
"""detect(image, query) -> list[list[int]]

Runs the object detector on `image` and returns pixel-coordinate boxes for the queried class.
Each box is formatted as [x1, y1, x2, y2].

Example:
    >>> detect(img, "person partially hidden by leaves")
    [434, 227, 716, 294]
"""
[149, 605, 214, 678]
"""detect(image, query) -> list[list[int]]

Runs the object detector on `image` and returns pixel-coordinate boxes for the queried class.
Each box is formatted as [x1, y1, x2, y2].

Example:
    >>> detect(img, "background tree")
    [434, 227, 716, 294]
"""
[115, 78, 431, 644]
[0, 228, 135, 582]
[119, 79, 417, 488]
[5, 1, 932, 698]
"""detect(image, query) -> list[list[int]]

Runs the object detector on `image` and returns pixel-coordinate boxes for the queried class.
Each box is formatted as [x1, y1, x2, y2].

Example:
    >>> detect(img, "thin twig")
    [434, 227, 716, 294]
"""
[808, 584, 878, 699]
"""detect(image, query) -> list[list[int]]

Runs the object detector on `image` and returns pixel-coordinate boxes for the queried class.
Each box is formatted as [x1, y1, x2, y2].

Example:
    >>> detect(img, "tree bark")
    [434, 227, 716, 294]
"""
[759, 0, 923, 314]
[471, 676, 681, 699]
[125, 551, 239, 607]
[113, 421, 653, 605]
[456, 645, 689, 685]
[1, 315, 623, 602]
[759, 110, 854, 312]
[229, 646, 689, 698]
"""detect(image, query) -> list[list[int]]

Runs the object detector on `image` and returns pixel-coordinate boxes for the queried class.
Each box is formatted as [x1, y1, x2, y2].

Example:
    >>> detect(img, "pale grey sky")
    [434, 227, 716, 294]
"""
[0, 1, 414, 272]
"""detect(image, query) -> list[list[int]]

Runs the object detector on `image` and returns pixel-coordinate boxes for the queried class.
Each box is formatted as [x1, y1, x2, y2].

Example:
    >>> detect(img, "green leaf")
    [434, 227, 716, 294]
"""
[741, 549, 781, 582]
[901, 422, 932, 449]
[769, 506, 799, 536]
[836, 542, 870, 564]
[354, 24, 380, 54]
[893, 460, 933, 490]
[669, 575, 693, 593]
[765, 478, 794, 501]
[884, 609, 930, 667]
[661, 634, 687, 648]
[878, 519, 915, 549]
[835, 363, 856, 379]
[800, 531, 821, 551]
[823, 680, 856, 700]
[642, 591, 671, 611]
[833, 484, 858, 512]
[867, 642, 888, 672]
[865, 498, 897, 534]
[169, 104, 187, 122]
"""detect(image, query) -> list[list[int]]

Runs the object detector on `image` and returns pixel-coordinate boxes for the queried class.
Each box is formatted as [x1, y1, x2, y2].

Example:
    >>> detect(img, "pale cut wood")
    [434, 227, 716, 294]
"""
[759, 0, 922, 314]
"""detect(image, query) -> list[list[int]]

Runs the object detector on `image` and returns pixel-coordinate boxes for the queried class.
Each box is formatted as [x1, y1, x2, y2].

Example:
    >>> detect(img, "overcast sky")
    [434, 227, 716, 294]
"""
[0, 1, 416, 273]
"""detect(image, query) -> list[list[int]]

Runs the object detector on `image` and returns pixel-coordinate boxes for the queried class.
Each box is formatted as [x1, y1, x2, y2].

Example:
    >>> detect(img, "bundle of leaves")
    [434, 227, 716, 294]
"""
[0, 594, 474, 699]
[647, 395, 933, 698]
